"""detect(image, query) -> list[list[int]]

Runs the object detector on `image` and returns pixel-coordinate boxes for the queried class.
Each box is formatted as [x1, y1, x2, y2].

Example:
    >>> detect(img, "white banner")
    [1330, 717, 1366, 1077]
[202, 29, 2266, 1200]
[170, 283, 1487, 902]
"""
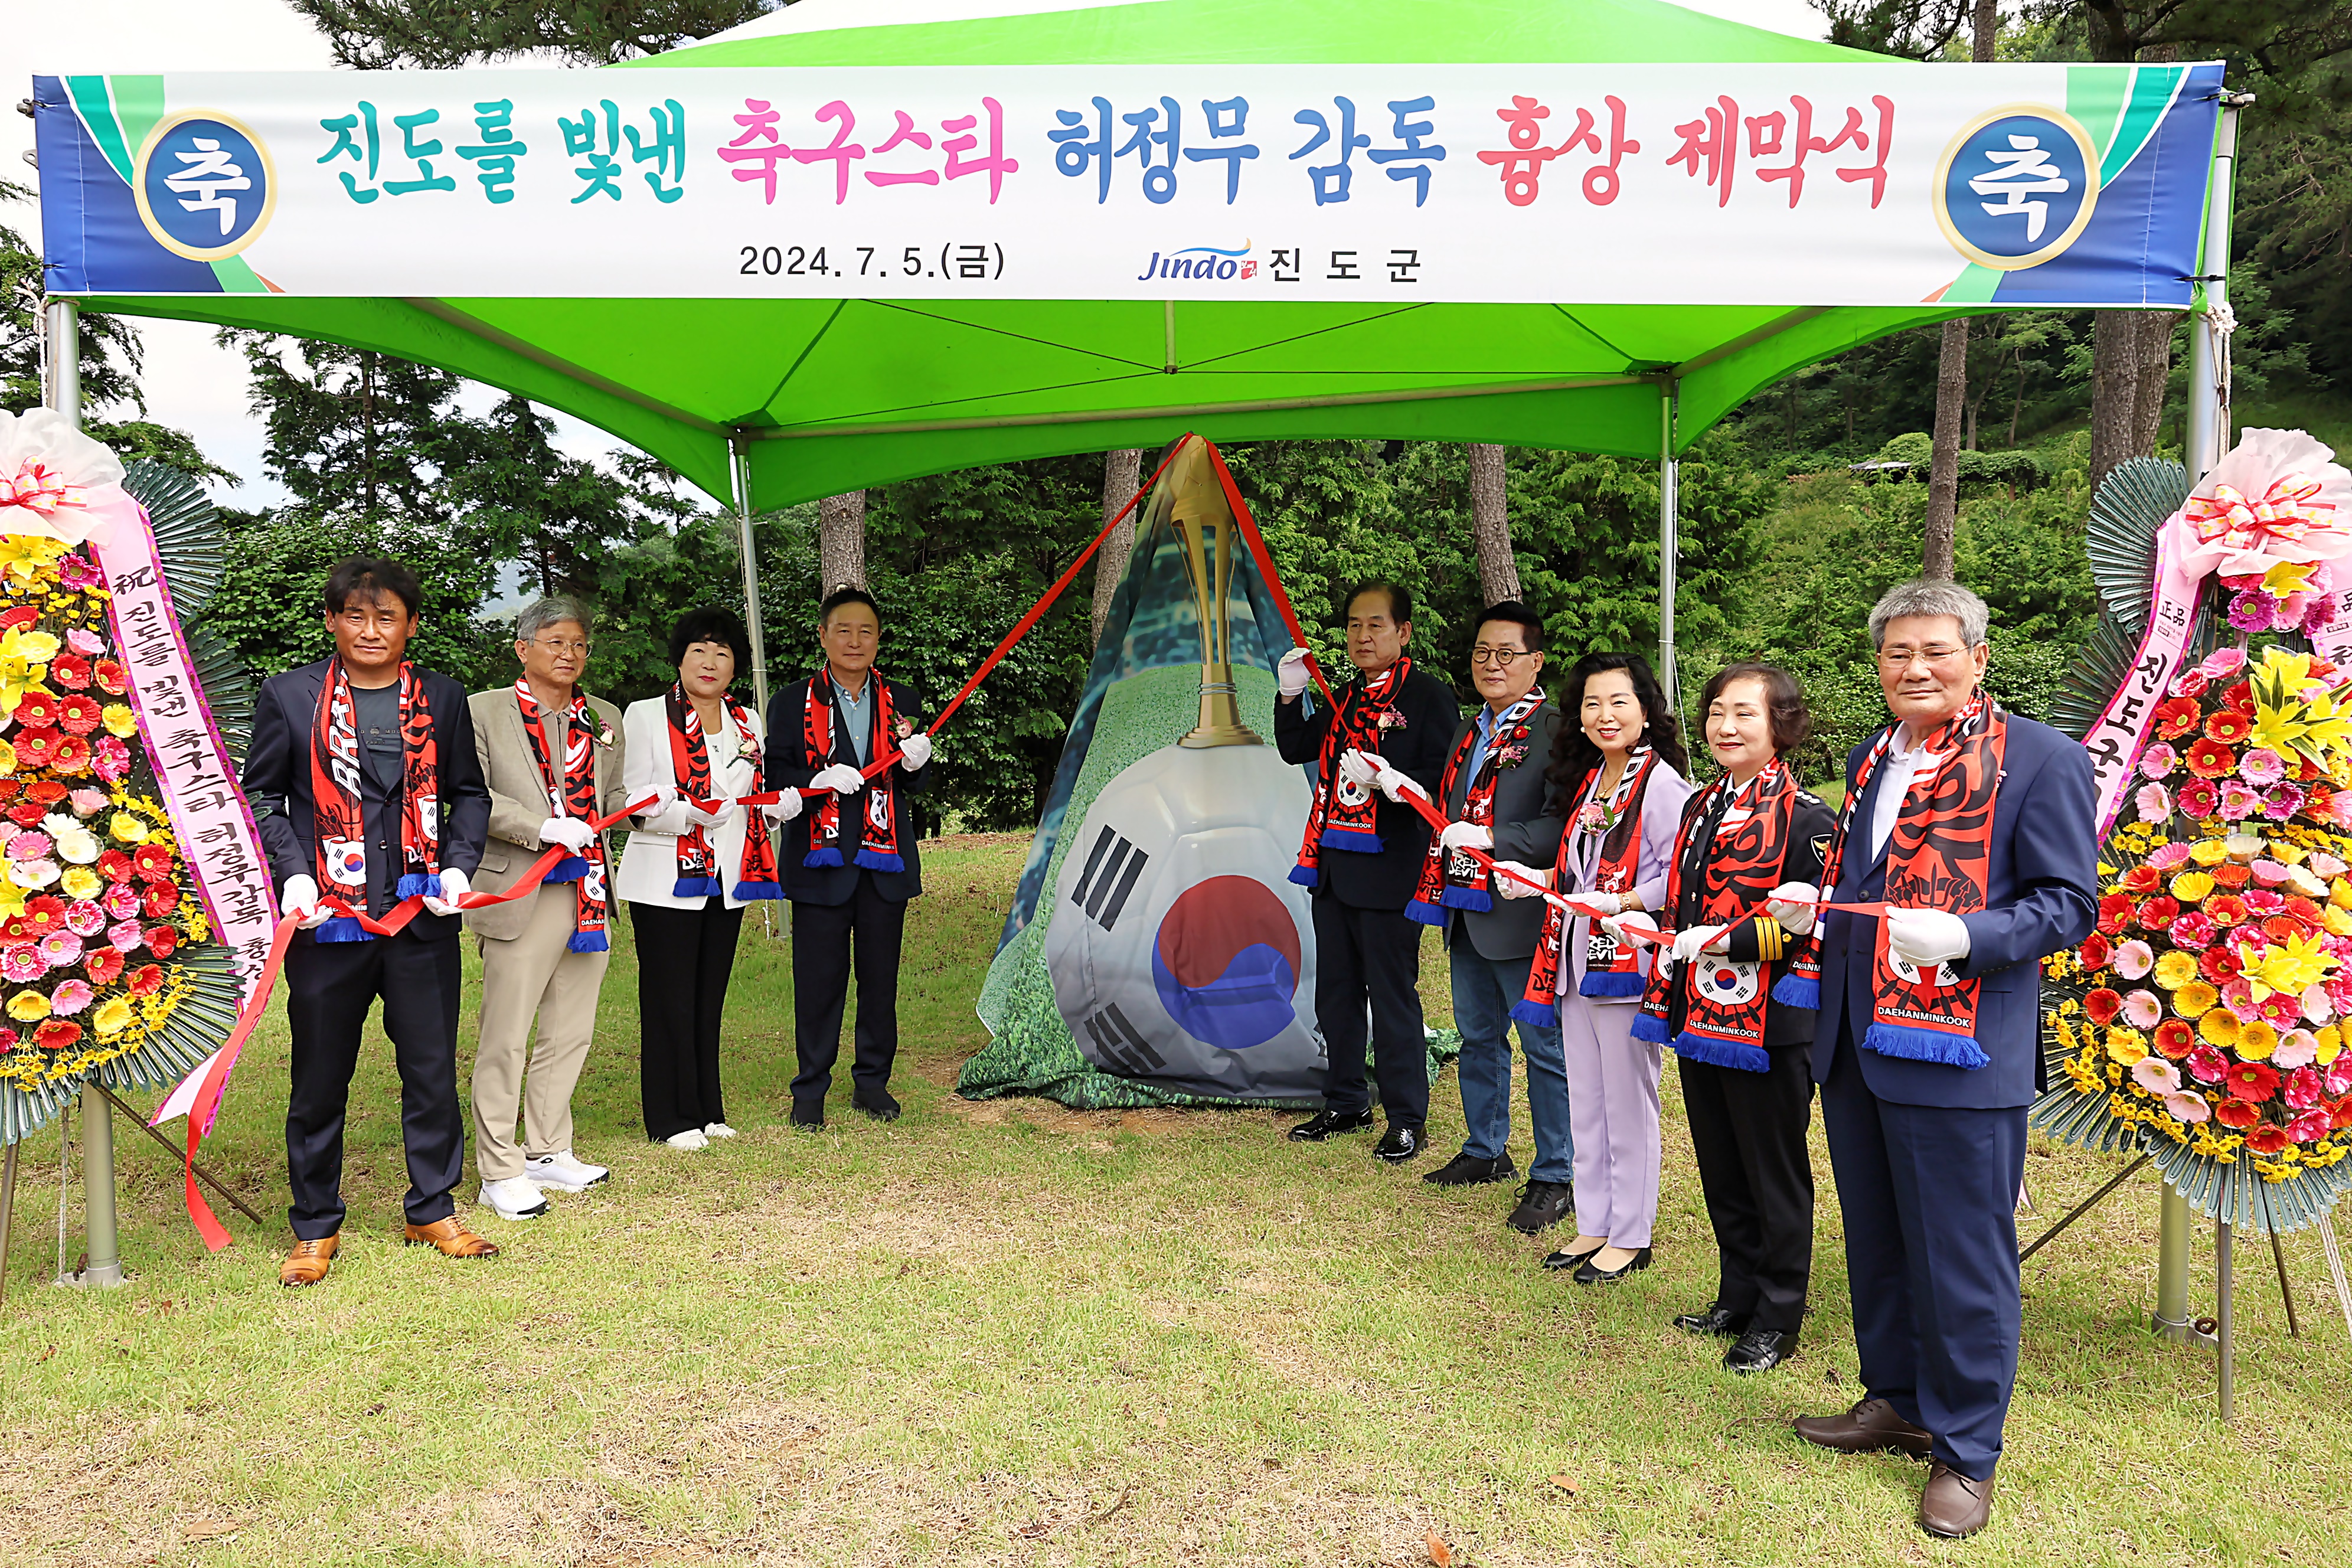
[38, 62, 2220, 307]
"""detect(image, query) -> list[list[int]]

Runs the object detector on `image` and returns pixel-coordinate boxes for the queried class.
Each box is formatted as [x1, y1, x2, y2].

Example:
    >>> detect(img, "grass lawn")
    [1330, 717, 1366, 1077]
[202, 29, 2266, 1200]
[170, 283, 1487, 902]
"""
[2, 835, 2346, 1566]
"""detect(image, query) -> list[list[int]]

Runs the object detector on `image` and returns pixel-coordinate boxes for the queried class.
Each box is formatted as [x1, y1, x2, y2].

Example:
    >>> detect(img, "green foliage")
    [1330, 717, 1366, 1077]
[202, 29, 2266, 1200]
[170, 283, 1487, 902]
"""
[283, 0, 776, 67]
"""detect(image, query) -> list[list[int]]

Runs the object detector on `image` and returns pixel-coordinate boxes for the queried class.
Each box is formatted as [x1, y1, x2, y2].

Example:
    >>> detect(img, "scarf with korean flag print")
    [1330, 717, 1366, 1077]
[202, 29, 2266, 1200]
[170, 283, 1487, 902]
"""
[308, 659, 440, 943]
[514, 680, 610, 952]
[1407, 688, 1546, 925]
[1291, 655, 1414, 888]
[1512, 744, 1660, 1027]
[665, 685, 782, 901]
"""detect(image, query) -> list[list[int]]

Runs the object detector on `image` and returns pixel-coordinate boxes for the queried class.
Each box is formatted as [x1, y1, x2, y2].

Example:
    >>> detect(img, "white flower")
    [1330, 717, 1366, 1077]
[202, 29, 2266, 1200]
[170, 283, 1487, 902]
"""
[8, 857, 61, 890]
[0, 408, 137, 548]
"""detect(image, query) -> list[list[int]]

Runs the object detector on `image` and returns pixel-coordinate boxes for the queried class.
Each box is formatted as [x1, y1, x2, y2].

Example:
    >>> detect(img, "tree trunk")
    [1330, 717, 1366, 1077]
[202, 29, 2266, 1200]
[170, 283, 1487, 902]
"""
[1467, 443, 1520, 604]
[1090, 447, 1144, 641]
[2008, 348, 2027, 447]
[1925, 318, 1966, 579]
[817, 489, 866, 593]
[2088, 310, 2143, 495]
[2132, 311, 2174, 459]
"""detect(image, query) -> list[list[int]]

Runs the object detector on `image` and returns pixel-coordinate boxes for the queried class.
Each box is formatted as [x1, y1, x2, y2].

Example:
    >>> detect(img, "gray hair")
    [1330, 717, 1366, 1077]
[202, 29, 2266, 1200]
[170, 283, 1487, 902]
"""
[516, 595, 594, 642]
[1868, 578, 1988, 649]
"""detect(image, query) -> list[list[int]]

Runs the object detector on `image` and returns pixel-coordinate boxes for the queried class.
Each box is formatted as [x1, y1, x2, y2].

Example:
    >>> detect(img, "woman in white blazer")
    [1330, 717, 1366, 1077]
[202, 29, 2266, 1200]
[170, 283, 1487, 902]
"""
[619, 608, 797, 1150]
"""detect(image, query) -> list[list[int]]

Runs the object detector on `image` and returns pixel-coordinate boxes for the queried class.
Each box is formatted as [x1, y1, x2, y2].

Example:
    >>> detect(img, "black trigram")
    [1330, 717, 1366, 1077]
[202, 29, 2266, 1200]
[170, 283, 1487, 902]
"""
[1069, 825, 1148, 932]
[1084, 1002, 1166, 1076]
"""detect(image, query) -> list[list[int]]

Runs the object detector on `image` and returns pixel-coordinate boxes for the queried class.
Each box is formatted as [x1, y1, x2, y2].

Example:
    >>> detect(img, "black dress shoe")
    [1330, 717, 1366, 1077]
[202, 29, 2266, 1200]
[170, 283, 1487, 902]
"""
[1541, 1240, 1606, 1271]
[1373, 1123, 1426, 1163]
[853, 1089, 902, 1122]
[1722, 1328, 1796, 1374]
[1288, 1108, 1375, 1142]
[1672, 1304, 1752, 1338]
[1505, 1180, 1574, 1234]
[1573, 1246, 1653, 1285]
[789, 1102, 825, 1129]
[1422, 1151, 1515, 1185]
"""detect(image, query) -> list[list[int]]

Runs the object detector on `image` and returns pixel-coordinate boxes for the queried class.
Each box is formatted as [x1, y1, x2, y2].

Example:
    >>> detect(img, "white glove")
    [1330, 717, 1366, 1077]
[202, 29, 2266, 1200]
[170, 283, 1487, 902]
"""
[423, 867, 470, 919]
[1886, 907, 1972, 966]
[1373, 763, 1426, 804]
[762, 790, 805, 825]
[1337, 747, 1380, 789]
[1277, 646, 1312, 699]
[280, 874, 331, 930]
[1492, 860, 1548, 898]
[1669, 923, 1729, 965]
[1600, 908, 1658, 946]
[1439, 820, 1492, 851]
[1765, 881, 1821, 938]
[1573, 889, 1624, 918]
[642, 785, 678, 819]
[897, 731, 932, 770]
[686, 795, 737, 828]
[539, 815, 596, 853]
[811, 762, 867, 795]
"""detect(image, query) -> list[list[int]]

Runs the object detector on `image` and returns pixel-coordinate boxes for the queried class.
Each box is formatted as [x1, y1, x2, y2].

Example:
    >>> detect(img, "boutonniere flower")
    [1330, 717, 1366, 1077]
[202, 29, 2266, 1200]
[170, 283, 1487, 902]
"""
[1374, 710, 1407, 731]
[1497, 744, 1530, 768]
[592, 720, 618, 749]
[1577, 799, 1621, 836]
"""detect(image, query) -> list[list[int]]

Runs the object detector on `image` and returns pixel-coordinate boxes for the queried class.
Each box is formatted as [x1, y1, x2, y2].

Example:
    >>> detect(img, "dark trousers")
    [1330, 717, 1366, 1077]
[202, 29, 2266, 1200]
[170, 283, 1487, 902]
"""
[1311, 893, 1429, 1125]
[629, 899, 745, 1140]
[1821, 1025, 2027, 1481]
[1680, 1047, 1815, 1333]
[283, 927, 464, 1240]
[790, 871, 908, 1108]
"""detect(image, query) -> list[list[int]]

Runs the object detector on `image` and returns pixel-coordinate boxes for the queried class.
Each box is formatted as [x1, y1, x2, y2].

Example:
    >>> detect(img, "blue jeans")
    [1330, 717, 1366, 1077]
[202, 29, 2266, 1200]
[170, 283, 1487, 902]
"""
[1450, 943, 1573, 1182]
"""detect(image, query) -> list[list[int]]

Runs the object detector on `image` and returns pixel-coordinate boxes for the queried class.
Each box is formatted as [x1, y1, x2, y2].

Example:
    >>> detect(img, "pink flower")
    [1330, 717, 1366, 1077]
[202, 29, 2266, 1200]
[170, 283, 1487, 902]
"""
[2201, 646, 2249, 681]
[2329, 1058, 2352, 1097]
[105, 919, 141, 953]
[2135, 782, 2174, 821]
[2146, 842, 2195, 871]
[2333, 792, 2352, 831]
[36, 931, 81, 971]
[2170, 911, 2218, 950]
[2240, 748, 2286, 787]
[6, 831, 50, 861]
[2138, 744, 2178, 779]
[2259, 991, 2305, 1028]
[2305, 595, 2341, 635]
[2115, 940, 2156, 980]
[2302, 985, 2335, 1025]
[92, 736, 129, 783]
[2123, 989, 2163, 1028]
[55, 554, 99, 590]
[66, 788, 106, 818]
[2265, 784, 2306, 820]
[61, 900, 103, 936]
[2287, 1108, 2331, 1143]
[2275, 1030, 2321, 1069]
[48, 979, 93, 1015]
[2132, 1057, 2183, 1096]
[2175, 780, 2220, 819]
[2285, 1064, 2325, 1109]
[2185, 1044, 2230, 1083]
[2219, 782, 2262, 821]
[0, 946, 43, 983]
[2251, 860, 2292, 888]
[2166, 1091, 2213, 1124]
[2173, 669, 2212, 698]
[64, 627, 102, 656]
[100, 884, 139, 920]
[2316, 853, 2351, 878]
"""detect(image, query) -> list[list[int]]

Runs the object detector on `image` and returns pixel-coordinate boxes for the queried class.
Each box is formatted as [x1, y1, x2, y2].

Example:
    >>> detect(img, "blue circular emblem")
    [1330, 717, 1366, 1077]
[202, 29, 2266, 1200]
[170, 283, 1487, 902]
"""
[1934, 106, 2098, 272]
[134, 112, 276, 262]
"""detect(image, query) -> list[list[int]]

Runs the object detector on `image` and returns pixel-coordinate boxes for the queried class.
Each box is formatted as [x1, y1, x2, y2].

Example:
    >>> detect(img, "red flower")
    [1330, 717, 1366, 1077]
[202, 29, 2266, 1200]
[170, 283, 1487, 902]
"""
[54, 693, 101, 736]
[2224, 680, 2255, 712]
[141, 884, 179, 921]
[125, 963, 165, 997]
[2120, 864, 2162, 894]
[21, 895, 66, 937]
[2200, 946, 2243, 984]
[0, 605, 38, 632]
[2216, 1098, 2262, 1129]
[142, 925, 177, 958]
[48, 734, 91, 776]
[2245, 1123, 2292, 1155]
[2287, 1109, 2331, 1143]
[47, 653, 89, 690]
[2265, 915, 2308, 945]
[131, 843, 173, 882]
[2096, 894, 2136, 936]
[0, 1028, 14, 1053]
[2079, 933, 2112, 971]
[2205, 709, 2253, 745]
[83, 947, 123, 986]
[2286, 1064, 2325, 1109]
[96, 848, 132, 881]
[6, 803, 41, 829]
[26, 782, 67, 806]
[2154, 1020, 2196, 1059]
[2084, 988, 2124, 1026]
[14, 731, 57, 768]
[2333, 1097, 2352, 1130]
[2138, 895, 2181, 930]
[2206, 894, 2249, 929]
[2227, 1061, 2282, 1103]
[2185, 738, 2237, 779]
[11, 692, 58, 730]
[92, 659, 126, 695]
[2154, 695, 2203, 740]
[0, 914, 30, 948]
[32, 1020, 81, 1051]
[2208, 863, 2252, 889]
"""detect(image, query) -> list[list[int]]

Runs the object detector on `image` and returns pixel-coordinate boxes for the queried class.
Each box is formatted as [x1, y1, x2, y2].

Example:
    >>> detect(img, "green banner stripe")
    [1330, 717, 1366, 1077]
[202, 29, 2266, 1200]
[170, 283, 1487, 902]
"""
[2065, 64, 2129, 162]
[63, 75, 133, 185]
[1941, 263, 2002, 305]
[209, 256, 269, 294]
[111, 75, 167, 172]
[2102, 64, 2187, 186]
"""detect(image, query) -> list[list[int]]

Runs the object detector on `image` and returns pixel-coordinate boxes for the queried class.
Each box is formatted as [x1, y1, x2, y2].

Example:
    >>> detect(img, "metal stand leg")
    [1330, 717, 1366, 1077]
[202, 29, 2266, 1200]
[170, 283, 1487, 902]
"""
[2320, 1216, 2352, 1342]
[2018, 1153, 2147, 1263]
[2154, 1182, 2197, 1344]
[2216, 1219, 2235, 1425]
[86, 1084, 264, 1227]
[0, 1144, 17, 1309]
[59, 1090, 125, 1289]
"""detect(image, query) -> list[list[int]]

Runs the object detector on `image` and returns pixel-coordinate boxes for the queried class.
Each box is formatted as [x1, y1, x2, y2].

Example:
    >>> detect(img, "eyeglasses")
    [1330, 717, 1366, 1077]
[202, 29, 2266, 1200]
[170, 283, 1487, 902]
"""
[1471, 646, 1534, 667]
[531, 638, 593, 658]
[1877, 644, 1970, 671]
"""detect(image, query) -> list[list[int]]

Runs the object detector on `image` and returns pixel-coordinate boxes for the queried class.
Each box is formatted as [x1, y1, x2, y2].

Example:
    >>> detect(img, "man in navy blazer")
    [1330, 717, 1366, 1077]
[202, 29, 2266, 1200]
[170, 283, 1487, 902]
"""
[1781, 579, 2093, 1540]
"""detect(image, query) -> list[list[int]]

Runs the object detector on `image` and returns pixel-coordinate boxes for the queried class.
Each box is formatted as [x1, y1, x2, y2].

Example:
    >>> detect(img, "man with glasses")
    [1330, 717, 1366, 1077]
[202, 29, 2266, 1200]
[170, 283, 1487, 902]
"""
[465, 596, 631, 1220]
[1781, 579, 2093, 1539]
[1411, 603, 1575, 1233]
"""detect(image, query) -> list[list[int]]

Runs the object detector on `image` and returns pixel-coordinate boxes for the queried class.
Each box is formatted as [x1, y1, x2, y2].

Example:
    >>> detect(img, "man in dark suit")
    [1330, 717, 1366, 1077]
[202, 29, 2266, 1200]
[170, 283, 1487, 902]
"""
[1411, 603, 1573, 1231]
[1275, 580, 1460, 1162]
[1789, 579, 2095, 1539]
[242, 557, 493, 1286]
[765, 586, 934, 1128]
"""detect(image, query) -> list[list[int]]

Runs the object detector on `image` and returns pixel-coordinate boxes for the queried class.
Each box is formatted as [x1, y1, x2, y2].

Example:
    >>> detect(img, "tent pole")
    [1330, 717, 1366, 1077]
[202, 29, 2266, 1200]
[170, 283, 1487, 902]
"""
[43, 297, 123, 1292]
[2183, 94, 2245, 485]
[1657, 380, 1680, 707]
[729, 435, 778, 939]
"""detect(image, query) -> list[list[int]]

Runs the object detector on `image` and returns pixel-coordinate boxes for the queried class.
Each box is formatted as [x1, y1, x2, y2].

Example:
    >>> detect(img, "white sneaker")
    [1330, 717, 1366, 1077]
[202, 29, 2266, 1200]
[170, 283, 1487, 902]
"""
[525, 1151, 610, 1193]
[703, 1122, 738, 1139]
[479, 1176, 550, 1220]
[664, 1129, 709, 1151]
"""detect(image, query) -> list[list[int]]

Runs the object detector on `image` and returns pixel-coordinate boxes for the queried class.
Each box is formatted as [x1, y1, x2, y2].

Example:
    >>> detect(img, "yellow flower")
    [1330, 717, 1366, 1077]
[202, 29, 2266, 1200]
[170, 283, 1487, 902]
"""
[90, 997, 133, 1038]
[2190, 839, 2230, 867]
[100, 704, 137, 739]
[2237, 1021, 2279, 1060]
[2172, 871, 2216, 903]
[58, 866, 99, 900]
[2200, 1010, 2242, 1048]
[2264, 560, 2320, 596]
[2174, 981, 2219, 1020]
[2243, 930, 2337, 999]
[2319, 1027, 2343, 1065]
[6, 989, 51, 1022]
[0, 536, 67, 586]
[2106, 1028, 2149, 1066]
[0, 623, 57, 721]
[108, 812, 148, 845]
[2153, 951, 2198, 989]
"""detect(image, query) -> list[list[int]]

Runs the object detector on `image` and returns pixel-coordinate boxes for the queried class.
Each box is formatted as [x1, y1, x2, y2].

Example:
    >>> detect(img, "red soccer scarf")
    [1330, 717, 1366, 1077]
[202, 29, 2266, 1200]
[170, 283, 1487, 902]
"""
[1514, 746, 1658, 1025]
[1632, 757, 1814, 1072]
[308, 659, 439, 943]
[1290, 655, 1414, 890]
[802, 668, 904, 873]
[665, 685, 783, 901]
[1407, 688, 1547, 925]
[1819, 691, 2008, 1070]
[514, 680, 610, 953]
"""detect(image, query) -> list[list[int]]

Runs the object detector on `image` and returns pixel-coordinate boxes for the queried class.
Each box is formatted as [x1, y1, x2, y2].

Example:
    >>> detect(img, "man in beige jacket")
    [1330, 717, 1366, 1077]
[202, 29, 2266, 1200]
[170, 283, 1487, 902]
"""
[468, 596, 630, 1221]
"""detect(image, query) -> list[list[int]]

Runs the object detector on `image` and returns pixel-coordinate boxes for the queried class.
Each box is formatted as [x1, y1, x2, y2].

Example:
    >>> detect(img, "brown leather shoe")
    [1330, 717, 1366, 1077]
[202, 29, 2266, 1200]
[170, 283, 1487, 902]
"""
[1792, 1397, 1934, 1459]
[403, 1216, 499, 1257]
[279, 1233, 339, 1287]
[1918, 1461, 1995, 1538]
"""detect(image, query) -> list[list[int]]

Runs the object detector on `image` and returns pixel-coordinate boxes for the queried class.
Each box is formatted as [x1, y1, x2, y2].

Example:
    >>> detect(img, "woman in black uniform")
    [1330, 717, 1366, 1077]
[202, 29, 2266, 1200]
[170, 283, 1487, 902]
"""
[1613, 662, 1834, 1375]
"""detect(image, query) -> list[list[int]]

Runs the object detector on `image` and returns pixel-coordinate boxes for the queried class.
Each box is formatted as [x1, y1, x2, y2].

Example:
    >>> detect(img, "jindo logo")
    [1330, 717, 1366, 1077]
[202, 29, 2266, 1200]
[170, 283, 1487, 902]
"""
[133, 110, 277, 262]
[1135, 243, 1256, 282]
[1934, 104, 2099, 272]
